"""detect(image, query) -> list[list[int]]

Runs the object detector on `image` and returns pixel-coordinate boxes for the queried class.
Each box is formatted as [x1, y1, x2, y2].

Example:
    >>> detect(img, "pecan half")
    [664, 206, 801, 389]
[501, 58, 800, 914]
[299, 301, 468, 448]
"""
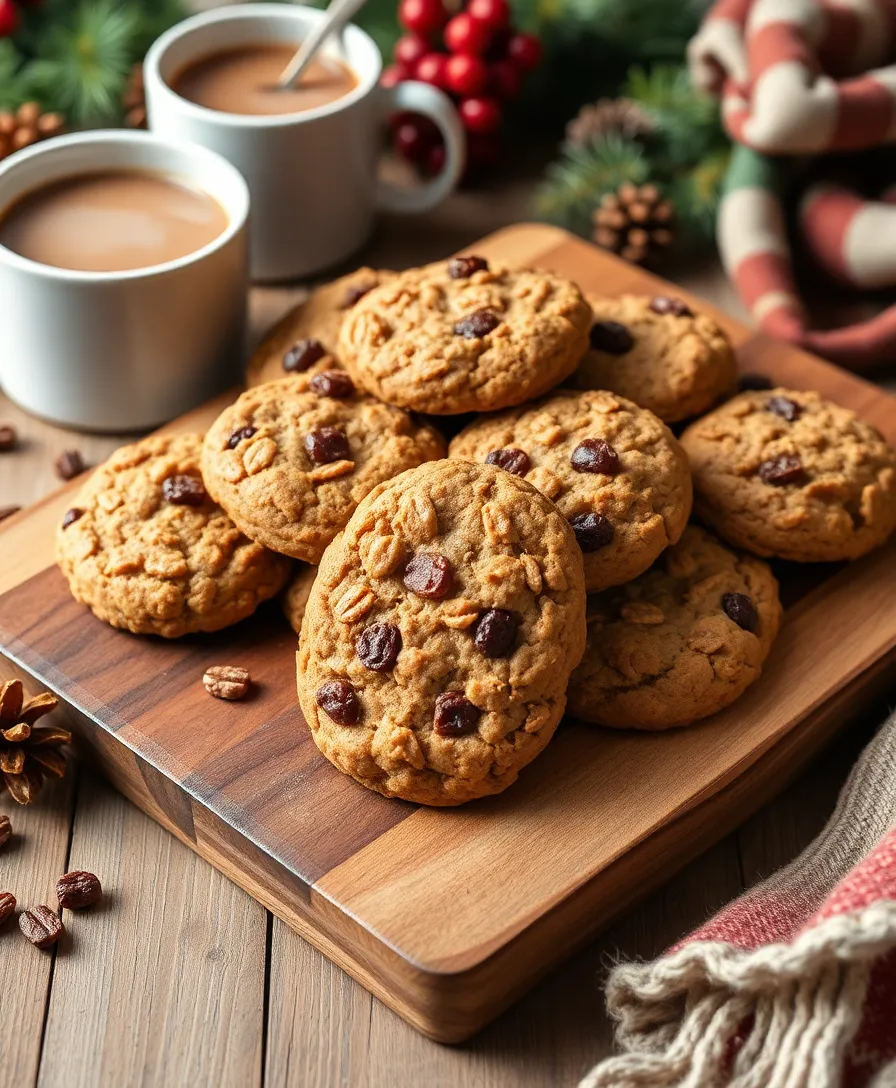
[203, 665, 251, 701]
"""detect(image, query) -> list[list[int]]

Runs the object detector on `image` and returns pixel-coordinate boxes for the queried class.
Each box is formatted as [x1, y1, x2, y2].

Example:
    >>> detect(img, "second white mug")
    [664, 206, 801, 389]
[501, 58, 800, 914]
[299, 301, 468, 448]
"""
[144, 3, 465, 281]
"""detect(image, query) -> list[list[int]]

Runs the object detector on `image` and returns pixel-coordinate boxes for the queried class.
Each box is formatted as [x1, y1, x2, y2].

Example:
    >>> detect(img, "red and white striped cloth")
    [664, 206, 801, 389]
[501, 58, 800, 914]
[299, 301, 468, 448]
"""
[689, 0, 896, 369]
[580, 708, 896, 1088]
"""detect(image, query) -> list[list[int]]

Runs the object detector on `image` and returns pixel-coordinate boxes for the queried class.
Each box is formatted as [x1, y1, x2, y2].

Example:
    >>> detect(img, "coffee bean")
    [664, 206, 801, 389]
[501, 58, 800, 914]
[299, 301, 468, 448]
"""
[570, 438, 620, 475]
[0, 504, 21, 524]
[485, 447, 531, 477]
[316, 679, 361, 725]
[433, 692, 481, 737]
[55, 449, 85, 480]
[61, 507, 84, 530]
[589, 320, 634, 355]
[0, 814, 10, 850]
[758, 455, 806, 486]
[0, 891, 15, 927]
[56, 870, 103, 910]
[162, 475, 207, 506]
[722, 592, 758, 632]
[765, 395, 802, 422]
[569, 512, 615, 552]
[227, 426, 257, 449]
[0, 424, 17, 451]
[304, 427, 350, 465]
[310, 371, 355, 399]
[403, 553, 454, 600]
[650, 296, 692, 317]
[19, 905, 64, 948]
[342, 282, 374, 308]
[454, 309, 501, 339]
[738, 372, 773, 392]
[284, 338, 326, 373]
[473, 608, 518, 658]
[356, 623, 402, 671]
[448, 255, 489, 279]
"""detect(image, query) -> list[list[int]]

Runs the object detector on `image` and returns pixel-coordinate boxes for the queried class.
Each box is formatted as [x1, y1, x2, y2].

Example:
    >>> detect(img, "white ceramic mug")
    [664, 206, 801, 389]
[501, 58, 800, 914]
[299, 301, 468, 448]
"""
[144, 3, 465, 281]
[0, 130, 249, 431]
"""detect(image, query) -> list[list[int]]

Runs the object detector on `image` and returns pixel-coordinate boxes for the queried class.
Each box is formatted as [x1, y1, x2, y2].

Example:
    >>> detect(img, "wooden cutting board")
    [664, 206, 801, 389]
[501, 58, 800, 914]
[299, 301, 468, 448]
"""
[1, 225, 894, 1043]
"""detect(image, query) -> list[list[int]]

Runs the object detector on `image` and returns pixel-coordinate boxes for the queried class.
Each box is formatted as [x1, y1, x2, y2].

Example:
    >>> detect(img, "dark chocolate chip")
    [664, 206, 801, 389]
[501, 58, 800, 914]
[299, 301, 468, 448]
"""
[356, 623, 403, 672]
[765, 395, 802, 422]
[61, 507, 84, 529]
[473, 608, 519, 658]
[55, 449, 85, 480]
[0, 424, 17, 451]
[650, 296, 692, 317]
[316, 679, 361, 725]
[403, 553, 454, 600]
[569, 512, 615, 552]
[758, 455, 806, 486]
[310, 371, 355, 399]
[283, 338, 326, 373]
[738, 372, 773, 392]
[162, 475, 207, 506]
[227, 426, 257, 449]
[433, 692, 481, 737]
[448, 255, 489, 279]
[570, 438, 620, 475]
[342, 282, 374, 308]
[304, 427, 350, 465]
[454, 309, 501, 339]
[722, 592, 758, 632]
[589, 320, 634, 355]
[485, 447, 531, 477]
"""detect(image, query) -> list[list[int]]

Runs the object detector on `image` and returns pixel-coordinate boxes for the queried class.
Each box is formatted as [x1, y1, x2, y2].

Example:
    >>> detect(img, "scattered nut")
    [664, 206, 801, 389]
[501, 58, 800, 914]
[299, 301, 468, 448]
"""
[55, 449, 85, 480]
[0, 424, 17, 451]
[0, 891, 15, 926]
[19, 904, 64, 948]
[56, 870, 103, 909]
[203, 665, 251, 701]
[0, 813, 11, 850]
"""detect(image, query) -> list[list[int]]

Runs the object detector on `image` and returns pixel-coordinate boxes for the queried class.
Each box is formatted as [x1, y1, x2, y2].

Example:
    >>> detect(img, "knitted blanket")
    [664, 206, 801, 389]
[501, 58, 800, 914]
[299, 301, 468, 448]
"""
[579, 708, 896, 1088]
[688, 0, 896, 370]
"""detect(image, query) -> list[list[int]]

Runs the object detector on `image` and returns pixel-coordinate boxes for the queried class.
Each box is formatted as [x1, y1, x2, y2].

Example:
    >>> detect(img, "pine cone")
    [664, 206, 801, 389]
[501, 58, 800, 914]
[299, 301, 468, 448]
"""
[0, 103, 65, 163]
[592, 182, 675, 265]
[566, 98, 654, 149]
[0, 679, 70, 805]
[123, 64, 146, 129]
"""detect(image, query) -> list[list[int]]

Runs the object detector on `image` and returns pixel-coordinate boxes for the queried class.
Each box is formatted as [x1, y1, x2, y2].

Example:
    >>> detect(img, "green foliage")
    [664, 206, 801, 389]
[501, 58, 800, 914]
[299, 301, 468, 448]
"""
[0, 0, 187, 124]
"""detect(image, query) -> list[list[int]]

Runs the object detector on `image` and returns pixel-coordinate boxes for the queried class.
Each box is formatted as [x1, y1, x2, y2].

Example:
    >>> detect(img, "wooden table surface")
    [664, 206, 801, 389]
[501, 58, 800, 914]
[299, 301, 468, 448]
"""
[1, 186, 893, 1088]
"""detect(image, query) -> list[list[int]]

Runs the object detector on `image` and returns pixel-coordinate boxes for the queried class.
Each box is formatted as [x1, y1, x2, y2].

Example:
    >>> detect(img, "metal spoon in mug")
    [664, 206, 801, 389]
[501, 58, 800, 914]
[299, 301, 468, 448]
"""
[277, 0, 369, 89]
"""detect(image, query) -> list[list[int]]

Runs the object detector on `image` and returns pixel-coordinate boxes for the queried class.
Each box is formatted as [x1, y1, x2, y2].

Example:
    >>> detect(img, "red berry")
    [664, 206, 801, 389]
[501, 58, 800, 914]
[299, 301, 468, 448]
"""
[398, 0, 446, 37]
[0, 0, 20, 36]
[425, 141, 447, 177]
[414, 52, 449, 89]
[488, 59, 521, 100]
[381, 64, 411, 88]
[458, 96, 502, 134]
[444, 12, 492, 55]
[445, 53, 488, 96]
[394, 118, 438, 164]
[507, 32, 542, 72]
[467, 0, 510, 31]
[394, 34, 430, 69]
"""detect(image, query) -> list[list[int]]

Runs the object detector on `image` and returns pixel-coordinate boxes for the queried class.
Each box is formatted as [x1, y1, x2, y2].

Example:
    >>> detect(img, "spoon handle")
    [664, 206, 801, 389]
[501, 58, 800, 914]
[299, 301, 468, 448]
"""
[278, 0, 369, 89]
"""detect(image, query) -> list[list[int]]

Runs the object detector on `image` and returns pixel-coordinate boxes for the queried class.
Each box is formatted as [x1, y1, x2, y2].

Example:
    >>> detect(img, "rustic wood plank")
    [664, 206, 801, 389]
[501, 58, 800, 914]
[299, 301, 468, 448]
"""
[36, 771, 266, 1088]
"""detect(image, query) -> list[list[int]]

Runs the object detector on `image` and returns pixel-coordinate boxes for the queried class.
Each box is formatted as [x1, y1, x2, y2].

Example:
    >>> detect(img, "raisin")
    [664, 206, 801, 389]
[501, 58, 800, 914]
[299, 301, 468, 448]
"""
[758, 455, 806, 486]
[304, 427, 350, 465]
[433, 692, 481, 737]
[316, 680, 361, 725]
[473, 609, 518, 658]
[403, 553, 454, 599]
[227, 426, 257, 449]
[310, 371, 355, 399]
[356, 623, 402, 671]
[448, 255, 489, 279]
[765, 396, 802, 422]
[162, 475, 206, 506]
[722, 592, 758, 632]
[283, 338, 326, 373]
[485, 447, 531, 477]
[570, 512, 615, 552]
[589, 320, 633, 354]
[650, 296, 692, 317]
[570, 438, 620, 475]
[454, 310, 501, 339]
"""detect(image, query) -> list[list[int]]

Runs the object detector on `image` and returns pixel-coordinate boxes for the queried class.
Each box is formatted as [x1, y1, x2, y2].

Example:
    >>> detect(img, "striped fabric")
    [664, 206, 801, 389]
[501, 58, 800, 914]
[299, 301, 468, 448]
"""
[689, 0, 896, 370]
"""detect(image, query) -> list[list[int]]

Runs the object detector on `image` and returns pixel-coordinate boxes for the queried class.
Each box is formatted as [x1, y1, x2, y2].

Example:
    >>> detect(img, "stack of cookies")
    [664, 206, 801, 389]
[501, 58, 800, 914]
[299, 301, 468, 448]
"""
[55, 255, 896, 808]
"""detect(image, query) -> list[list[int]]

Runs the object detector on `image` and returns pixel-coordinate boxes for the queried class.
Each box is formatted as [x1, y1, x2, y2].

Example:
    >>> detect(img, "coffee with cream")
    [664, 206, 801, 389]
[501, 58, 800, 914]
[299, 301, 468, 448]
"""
[0, 170, 229, 272]
[170, 43, 359, 116]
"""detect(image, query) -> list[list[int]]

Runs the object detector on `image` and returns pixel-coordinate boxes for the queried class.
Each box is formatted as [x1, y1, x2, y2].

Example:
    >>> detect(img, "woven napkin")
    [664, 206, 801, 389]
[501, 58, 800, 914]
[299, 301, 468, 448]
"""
[580, 707, 896, 1088]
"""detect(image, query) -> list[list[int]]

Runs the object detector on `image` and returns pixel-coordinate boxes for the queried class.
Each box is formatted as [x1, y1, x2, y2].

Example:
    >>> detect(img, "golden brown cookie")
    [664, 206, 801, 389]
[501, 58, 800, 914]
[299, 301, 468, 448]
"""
[202, 374, 445, 564]
[282, 563, 317, 634]
[296, 460, 587, 806]
[568, 526, 781, 730]
[449, 389, 692, 591]
[681, 388, 896, 561]
[246, 268, 393, 387]
[571, 294, 737, 423]
[55, 433, 291, 638]
[337, 256, 592, 414]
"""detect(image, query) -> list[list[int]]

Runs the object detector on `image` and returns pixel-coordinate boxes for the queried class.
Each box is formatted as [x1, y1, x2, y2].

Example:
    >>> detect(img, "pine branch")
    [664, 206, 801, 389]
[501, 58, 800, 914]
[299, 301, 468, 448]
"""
[0, 40, 26, 110]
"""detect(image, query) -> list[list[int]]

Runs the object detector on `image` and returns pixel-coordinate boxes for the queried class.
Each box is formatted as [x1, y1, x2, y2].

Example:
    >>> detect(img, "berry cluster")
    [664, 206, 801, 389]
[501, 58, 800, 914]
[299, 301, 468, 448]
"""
[384, 0, 542, 177]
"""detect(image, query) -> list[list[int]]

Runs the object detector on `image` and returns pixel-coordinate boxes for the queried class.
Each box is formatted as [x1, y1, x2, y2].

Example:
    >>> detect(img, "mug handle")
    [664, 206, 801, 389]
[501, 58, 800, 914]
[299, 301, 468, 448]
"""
[377, 80, 465, 214]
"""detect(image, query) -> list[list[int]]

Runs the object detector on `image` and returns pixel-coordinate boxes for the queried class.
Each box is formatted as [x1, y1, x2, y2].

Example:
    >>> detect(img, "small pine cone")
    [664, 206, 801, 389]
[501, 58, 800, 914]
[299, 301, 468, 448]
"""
[123, 64, 146, 129]
[565, 98, 654, 149]
[592, 182, 675, 267]
[0, 679, 70, 805]
[0, 103, 65, 163]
